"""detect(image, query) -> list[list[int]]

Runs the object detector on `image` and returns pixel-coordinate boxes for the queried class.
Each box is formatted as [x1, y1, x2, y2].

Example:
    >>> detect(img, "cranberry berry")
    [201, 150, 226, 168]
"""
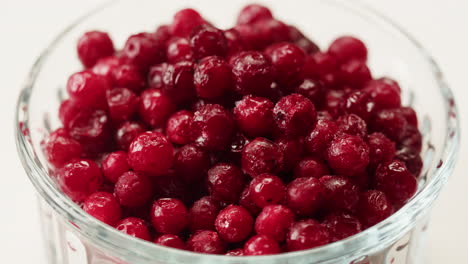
[319, 175, 360, 212]
[230, 51, 274, 96]
[139, 89, 176, 128]
[248, 173, 285, 208]
[122, 32, 165, 70]
[67, 71, 110, 109]
[265, 42, 305, 88]
[370, 108, 407, 141]
[162, 61, 196, 104]
[255, 204, 295, 241]
[286, 177, 325, 216]
[241, 137, 284, 177]
[102, 151, 130, 183]
[294, 157, 329, 179]
[151, 198, 189, 234]
[273, 93, 317, 137]
[194, 56, 232, 99]
[326, 134, 369, 176]
[305, 119, 339, 155]
[286, 219, 330, 251]
[171, 9, 207, 37]
[106, 87, 139, 123]
[166, 110, 194, 145]
[174, 143, 211, 183]
[328, 36, 367, 64]
[111, 63, 145, 93]
[243, 234, 281, 256]
[58, 159, 103, 202]
[77, 31, 115, 68]
[237, 4, 273, 25]
[215, 205, 253, 243]
[365, 78, 401, 110]
[190, 25, 228, 60]
[114, 171, 153, 207]
[207, 163, 245, 204]
[44, 129, 82, 168]
[337, 114, 368, 138]
[189, 196, 220, 232]
[367, 132, 396, 168]
[83, 192, 121, 226]
[114, 121, 146, 150]
[155, 234, 186, 249]
[116, 217, 152, 241]
[357, 190, 394, 228]
[167, 37, 193, 63]
[374, 160, 417, 206]
[187, 230, 226, 254]
[234, 95, 274, 137]
[322, 211, 362, 242]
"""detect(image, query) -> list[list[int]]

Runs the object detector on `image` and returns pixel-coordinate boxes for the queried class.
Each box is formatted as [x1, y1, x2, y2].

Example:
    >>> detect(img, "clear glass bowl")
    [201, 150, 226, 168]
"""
[15, 0, 459, 263]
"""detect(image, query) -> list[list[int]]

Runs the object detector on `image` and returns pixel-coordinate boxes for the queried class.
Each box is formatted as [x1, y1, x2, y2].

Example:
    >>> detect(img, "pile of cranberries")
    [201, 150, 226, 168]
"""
[43, 4, 423, 256]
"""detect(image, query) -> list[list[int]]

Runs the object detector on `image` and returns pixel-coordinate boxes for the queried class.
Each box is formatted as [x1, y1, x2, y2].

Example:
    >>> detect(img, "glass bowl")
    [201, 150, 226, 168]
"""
[15, 0, 459, 263]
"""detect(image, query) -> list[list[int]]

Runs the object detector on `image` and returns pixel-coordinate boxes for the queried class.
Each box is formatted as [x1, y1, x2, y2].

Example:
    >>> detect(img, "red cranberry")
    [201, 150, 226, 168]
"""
[155, 234, 186, 249]
[317, 111, 334, 121]
[256, 19, 290, 46]
[288, 26, 320, 54]
[92, 56, 123, 81]
[339, 59, 372, 89]
[174, 144, 211, 183]
[189, 196, 220, 232]
[286, 177, 325, 216]
[241, 137, 284, 177]
[151, 198, 188, 234]
[224, 28, 246, 56]
[398, 125, 422, 153]
[154, 24, 172, 43]
[106, 87, 139, 123]
[139, 89, 176, 128]
[167, 37, 193, 63]
[324, 89, 346, 117]
[374, 160, 417, 206]
[224, 132, 251, 164]
[237, 4, 273, 25]
[337, 114, 368, 138]
[128, 131, 174, 176]
[171, 9, 207, 37]
[249, 173, 285, 208]
[166, 110, 193, 145]
[396, 147, 423, 176]
[305, 119, 339, 155]
[83, 192, 121, 226]
[162, 61, 196, 104]
[344, 90, 376, 121]
[148, 63, 169, 89]
[275, 137, 304, 171]
[58, 159, 103, 202]
[190, 25, 228, 60]
[370, 108, 407, 141]
[114, 121, 146, 150]
[44, 129, 82, 168]
[114, 171, 153, 207]
[187, 230, 226, 254]
[116, 217, 151, 241]
[239, 186, 261, 216]
[322, 211, 362, 242]
[367, 132, 396, 168]
[102, 151, 130, 183]
[357, 190, 394, 228]
[399, 106, 418, 127]
[192, 104, 235, 151]
[58, 99, 81, 127]
[234, 95, 274, 137]
[319, 175, 360, 212]
[294, 78, 326, 108]
[234, 23, 265, 50]
[265, 42, 305, 88]
[226, 248, 244, 256]
[230, 51, 274, 96]
[215, 205, 253, 242]
[67, 71, 109, 108]
[286, 219, 330, 251]
[194, 56, 232, 99]
[273, 93, 317, 136]
[111, 64, 145, 93]
[328, 36, 367, 64]
[207, 163, 245, 204]
[364, 78, 401, 110]
[294, 157, 329, 179]
[309, 52, 338, 76]
[67, 109, 111, 154]
[326, 134, 369, 176]
[77, 31, 115, 68]
[122, 32, 165, 70]
[244, 234, 281, 256]
[255, 205, 295, 241]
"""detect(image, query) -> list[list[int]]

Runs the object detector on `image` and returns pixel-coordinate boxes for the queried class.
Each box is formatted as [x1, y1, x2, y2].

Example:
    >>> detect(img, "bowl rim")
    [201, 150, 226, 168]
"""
[15, 0, 460, 262]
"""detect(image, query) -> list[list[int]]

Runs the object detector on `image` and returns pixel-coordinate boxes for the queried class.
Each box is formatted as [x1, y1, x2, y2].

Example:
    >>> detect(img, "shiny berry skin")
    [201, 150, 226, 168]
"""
[374, 160, 418, 206]
[106, 87, 139, 123]
[398, 125, 422, 152]
[396, 147, 423, 177]
[128, 131, 174, 176]
[344, 90, 376, 122]
[239, 186, 261, 216]
[83, 192, 121, 226]
[114, 121, 146, 150]
[265, 42, 305, 88]
[67, 71, 110, 108]
[58, 99, 81, 127]
[92, 56, 123, 81]
[294, 78, 326, 108]
[230, 51, 274, 96]
[190, 25, 228, 60]
[111, 63, 145, 93]
[148, 63, 169, 89]
[139, 89, 176, 128]
[77, 31, 115, 68]
[337, 114, 368, 138]
[226, 248, 244, 256]
[357, 190, 394, 228]
[364, 78, 401, 110]
[122, 32, 165, 70]
[399, 106, 418, 127]
[187, 230, 226, 254]
[305, 119, 339, 155]
[275, 137, 304, 171]
[44, 129, 82, 168]
[241, 137, 284, 177]
[194, 56, 232, 99]
[370, 108, 407, 141]
[255, 205, 295, 241]
[192, 104, 235, 151]
[326, 134, 370, 176]
[328, 36, 367, 64]
[319, 175, 360, 212]
[286, 219, 330, 251]
[294, 157, 329, 179]
[286, 177, 325, 216]
[234, 95, 274, 137]
[174, 144, 211, 182]
[116, 217, 151, 241]
[207, 163, 245, 204]
[154, 24, 171, 43]
[249, 173, 285, 208]
[237, 4, 273, 25]
[114, 171, 153, 207]
[322, 211, 362, 242]
[244, 234, 281, 256]
[171, 9, 206, 37]
[224, 28, 246, 56]
[167, 37, 193, 63]
[151, 198, 189, 234]
[166, 110, 193, 145]
[189, 196, 220, 232]
[215, 205, 253, 242]
[273, 93, 317, 136]
[155, 234, 186, 249]
[58, 159, 103, 202]
[339, 59, 372, 89]
[367, 132, 396, 168]
[162, 61, 196, 104]
[102, 151, 130, 183]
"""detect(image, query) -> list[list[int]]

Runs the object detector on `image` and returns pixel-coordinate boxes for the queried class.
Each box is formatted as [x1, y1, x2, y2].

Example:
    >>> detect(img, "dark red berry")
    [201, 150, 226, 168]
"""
[320, 175, 360, 212]
[155, 234, 186, 249]
[194, 56, 232, 99]
[339, 59, 372, 88]
[83, 192, 121, 226]
[288, 25, 320, 54]
[171, 9, 207, 37]
[237, 4, 273, 25]
[255, 205, 295, 241]
[114, 121, 146, 150]
[190, 25, 228, 60]
[241, 137, 284, 177]
[77, 31, 115, 68]
[92, 56, 123, 81]
[58, 99, 81, 128]
[174, 144, 211, 183]
[249, 173, 285, 208]
[207, 163, 244, 204]
[166, 110, 193, 145]
[328, 36, 367, 64]
[230, 51, 274, 96]
[398, 125, 422, 153]
[256, 19, 290, 46]
[275, 137, 304, 171]
[370, 108, 407, 141]
[67, 71, 110, 108]
[344, 90, 376, 121]
[399, 106, 418, 127]
[148, 63, 169, 89]
[273, 93, 317, 136]
[396, 147, 423, 176]
[215, 205, 253, 242]
[167, 37, 193, 63]
[286, 177, 325, 216]
[139, 89, 176, 128]
[226, 248, 244, 256]
[265, 42, 305, 88]
[310, 52, 338, 76]
[151, 198, 189, 234]
[162, 61, 196, 104]
[116, 217, 151, 241]
[337, 114, 368, 138]
[224, 28, 246, 56]
[234, 95, 274, 137]
[322, 211, 362, 242]
[58, 159, 103, 202]
[286, 219, 330, 251]
[106, 87, 139, 123]
[189, 196, 220, 232]
[102, 151, 130, 183]
[244, 234, 281, 255]
[305, 119, 339, 155]
[294, 157, 329, 179]
[364, 78, 401, 110]
[152, 175, 191, 203]
[111, 63, 145, 93]
[367, 132, 396, 168]
[239, 186, 261, 216]
[114, 171, 153, 207]
[324, 89, 346, 117]
[122, 32, 165, 70]
[44, 129, 82, 168]
[154, 24, 172, 43]
[326, 134, 369, 176]
[187, 230, 226, 254]
[357, 190, 394, 228]
[294, 78, 326, 108]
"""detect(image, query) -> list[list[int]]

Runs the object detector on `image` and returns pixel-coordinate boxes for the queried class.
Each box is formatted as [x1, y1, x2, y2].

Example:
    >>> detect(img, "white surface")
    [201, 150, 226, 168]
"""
[0, 0, 467, 263]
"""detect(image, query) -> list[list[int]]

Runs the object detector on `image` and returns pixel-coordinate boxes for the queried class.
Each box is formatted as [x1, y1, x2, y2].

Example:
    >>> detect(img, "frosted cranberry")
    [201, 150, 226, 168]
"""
[322, 211, 362, 242]
[339, 59, 372, 88]
[44, 129, 82, 168]
[151, 198, 188, 234]
[320, 175, 360, 212]
[311, 52, 338, 75]
[67, 71, 109, 108]
[324, 89, 346, 117]
[114, 121, 146, 150]
[187, 230, 226, 254]
[337, 114, 368, 138]
[396, 147, 423, 176]
[189, 196, 220, 232]
[286, 219, 330, 251]
[58, 159, 102, 202]
[174, 144, 211, 183]
[215, 205, 253, 242]
[207, 163, 244, 204]
[399, 107, 418, 127]
[242, 137, 284, 177]
[166, 110, 193, 145]
[234, 96, 274, 137]
[192, 104, 235, 151]
[171, 9, 206, 37]
[226, 248, 244, 256]
[68, 109, 110, 154]
[167, 37, 193, 63]
[148, 63, 169, 89]
[358, 190, 394, 227]
[102, 151, 130, 183]
[294, 78, 326, 108]
[275, 137, 304, 171]
[370, 108, 407, 141]
[154, 24, 172, 43]
[328, 36, 367, 64]
[162, 61, 196, 104]
[128, 131, 174, 176]
[111, 64, 145, 93]
[106, 87, 139, 123]
[344, 90, 376, 121]
[239, 186, 261, 216]
[326, 134, 370, 176]
[274, 94, 317, 136]
[114, 171, 153, 207]
[244, 234, 281, 255]
[294, 157, 329, 179]
[230, 51, 274, 96]
[190, 25, 228, 60]
[256, 19, 290, 45]
[224, 28, 246, 56]
[139, 89, 176, 128]
[305, 119, 339, 155]
[237, 4, 273, 25]
[249, 173, 285, 208]
[58, 99, 81, 127]
[367, 132, 396, 168]
[255, 205, 295, 241]
[92, 56, 123, 81]
[116, 217, 151, 241]
[364, 78, 401, 110]
[83, 192, 121, 226]
[155, 234, 186, 249]
[286, 177, 325, 216]
[122, 32, 165, 70]
[77, 31, 115, 68]
[398, 125, 422, 153]
[374, 160, 417, 206]
[194, 56, 232, 99]
[288, 26, 320, 54]
[265, 43, 305, 88]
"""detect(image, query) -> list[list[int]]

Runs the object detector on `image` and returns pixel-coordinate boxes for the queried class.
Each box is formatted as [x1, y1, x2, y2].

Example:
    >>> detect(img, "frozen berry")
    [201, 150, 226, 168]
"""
[194, 56, 232, 99]
[111, 63, 145, 93]
[337, 114, 367, 138]
[328, 36, 367, 64]
[370, 108, 407, 141]
[44, 129, 82, 168]
[106, 87, 139, 123]
[239, 186, 261, 216]
[92, 56, 123, 81]
[154, 24, 171, 43]
[166, 110, 193, 145]
[224, 28, 246, 56]
[286, 219, 330, 251]
[116, 217, 151, 241]
[167, 37, 193, 63]
[122, 32, 165, 70]
[322, 211, 362, 242]
[155, 234, 186, 249]
[102, 151, 130, 183]
[237, 4, 273, 25]
[374, 160, 417, 206]
[58, 99, 81, 128]
[67, 109, 111, 154]
[151, 198, 189, 234]
[215, 205, 253, 242]
[77, 31, 115, 68]
[230, 51, 274, 96]
[187, 230, 226, 254]
[275, 137, 304, 171]
[114, 171, 153, 207]
[367, 132, 396, 168]
[249, 173, 285, 208]
[83, 192, 121, 226]
[294, 78, 326, 108]
[207, 163, 245, 204]
[339, 59, 372, 89]
[174, 144, 211, 182]
[305, 119, 339, 155]
[357, 190, 394, 228]
[148, 63, 169, 89]
[287, 25, 320, 54]
[171, 9, 207, 37]
[319, 175, 360, 212]
[364, 78, 401, 110]
[139, 89, 176, 128]
[114, 121, 146, 150]
[286, 177, 325, 216]
[255, 205, 294, 241]
[294, 157, 329, 179]
[398, 125, 422, 153]
[244, 234, 281, 255]
[234, 95, 274, 137]
[273, 93, 316, 136]
[324, 89, 346, 117]
[242, 137, 284, 177]
[399, 106, 418, 127]
[326, 134, 369, 176]
[344, 90, 376, 122]
[189, 196, 220, 232]
[190, 25, 228, 60]
[256, 19, 290, 45]
[396, 147, 423, 176]
[162, 61, 196, 104]
[67, 71, 109, 108]
[265, 42, 305, 88]
[58, 159, 103, 202]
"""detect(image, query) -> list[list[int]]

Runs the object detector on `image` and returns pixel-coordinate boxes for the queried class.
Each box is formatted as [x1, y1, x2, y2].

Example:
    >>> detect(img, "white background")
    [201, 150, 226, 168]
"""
[1, 0, 467, 262]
